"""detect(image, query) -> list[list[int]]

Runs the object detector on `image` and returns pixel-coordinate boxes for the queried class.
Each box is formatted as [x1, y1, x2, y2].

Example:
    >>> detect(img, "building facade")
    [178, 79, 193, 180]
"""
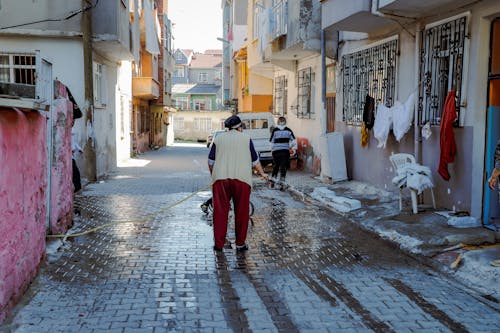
[322, 0, 500, 225]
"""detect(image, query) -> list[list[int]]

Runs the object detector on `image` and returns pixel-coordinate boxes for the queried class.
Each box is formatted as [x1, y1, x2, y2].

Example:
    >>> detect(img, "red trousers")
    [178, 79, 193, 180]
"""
[212, 179, 251, 248]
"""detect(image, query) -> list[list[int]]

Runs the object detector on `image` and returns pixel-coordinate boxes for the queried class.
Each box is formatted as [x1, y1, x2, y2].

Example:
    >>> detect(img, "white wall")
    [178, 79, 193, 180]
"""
[116, 61, 132, 165]
[277, 55, 326, 174]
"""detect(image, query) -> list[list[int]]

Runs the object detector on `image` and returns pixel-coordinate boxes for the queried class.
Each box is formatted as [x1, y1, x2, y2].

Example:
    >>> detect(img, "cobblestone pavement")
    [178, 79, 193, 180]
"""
[2, 144, 499, 333]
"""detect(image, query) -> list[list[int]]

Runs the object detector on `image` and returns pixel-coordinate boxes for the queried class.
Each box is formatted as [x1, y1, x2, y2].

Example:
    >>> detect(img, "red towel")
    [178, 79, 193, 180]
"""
[438, 91, 457, 180]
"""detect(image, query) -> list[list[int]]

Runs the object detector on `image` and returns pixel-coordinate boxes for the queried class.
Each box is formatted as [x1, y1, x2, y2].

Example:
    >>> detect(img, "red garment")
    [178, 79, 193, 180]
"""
[438, 91, 457, 180]
[212, 179, 251, 249]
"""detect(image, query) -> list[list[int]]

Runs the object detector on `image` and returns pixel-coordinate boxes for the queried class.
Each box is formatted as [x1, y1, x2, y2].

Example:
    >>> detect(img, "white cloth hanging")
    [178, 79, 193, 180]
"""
[392, 93, 415, 142]
[373, 102, 396, 148]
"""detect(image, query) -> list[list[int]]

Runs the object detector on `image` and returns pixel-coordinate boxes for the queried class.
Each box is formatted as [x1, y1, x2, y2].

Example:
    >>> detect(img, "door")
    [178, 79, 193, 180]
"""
[483, 18, 500, 229]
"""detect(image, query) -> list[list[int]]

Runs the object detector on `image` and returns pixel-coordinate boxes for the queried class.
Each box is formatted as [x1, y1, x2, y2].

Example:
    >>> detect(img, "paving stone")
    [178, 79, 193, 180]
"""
[3, 146, 499, 332]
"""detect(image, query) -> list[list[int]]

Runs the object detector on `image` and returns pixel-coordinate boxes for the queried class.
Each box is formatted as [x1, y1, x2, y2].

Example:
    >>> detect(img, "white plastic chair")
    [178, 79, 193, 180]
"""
[390, 153, 436, 214]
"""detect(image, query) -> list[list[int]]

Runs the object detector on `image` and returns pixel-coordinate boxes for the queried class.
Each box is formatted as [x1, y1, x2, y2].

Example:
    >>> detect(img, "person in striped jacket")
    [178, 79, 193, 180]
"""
[269, 117, 296, 187]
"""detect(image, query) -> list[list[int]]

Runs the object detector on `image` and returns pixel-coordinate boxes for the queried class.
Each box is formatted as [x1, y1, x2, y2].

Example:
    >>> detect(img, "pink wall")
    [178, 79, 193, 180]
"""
[0, 108, 47, 323]
[0, 81, 74, 323]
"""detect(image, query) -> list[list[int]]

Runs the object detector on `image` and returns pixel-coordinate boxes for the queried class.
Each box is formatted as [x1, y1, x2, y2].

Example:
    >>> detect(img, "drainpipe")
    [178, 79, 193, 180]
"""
[321, 29, 326, 107]
[82, 0, 97, 181]
[414, 23, 422, 163]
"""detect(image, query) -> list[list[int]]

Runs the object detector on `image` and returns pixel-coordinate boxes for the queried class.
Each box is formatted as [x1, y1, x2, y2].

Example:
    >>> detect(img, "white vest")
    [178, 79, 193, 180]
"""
[211, 130, 253, 187]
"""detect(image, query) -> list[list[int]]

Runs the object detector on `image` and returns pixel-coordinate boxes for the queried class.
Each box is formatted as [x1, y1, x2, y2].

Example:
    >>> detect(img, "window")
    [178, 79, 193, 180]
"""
[175, 52, 184, 61]
[274, 75, 287, 116]
[198, 72, 208, 82]
[174, 96, 189, 110]
[152, 55, 158, 81]
[194, 117, 212, 131]
[252, 2, 262, 40]
[419, 15, 467, 126]
[297, 67, 312, 119]
[271, 0, 287, 38]
[93, 62, 107, 107]
[194, 98, 211, 110]
[342, 38, 398, 125]
[174, 117, 184, 130]
[326, 64, 336, 133]
[214, 70, 222, 81]
[242, 118, 269, 130]
[175, 67, 184, 77]
[0, 53, 36, 85]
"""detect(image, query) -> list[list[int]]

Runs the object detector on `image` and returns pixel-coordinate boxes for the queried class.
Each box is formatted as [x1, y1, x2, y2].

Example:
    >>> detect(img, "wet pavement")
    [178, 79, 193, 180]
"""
[2, 143, 499, 332]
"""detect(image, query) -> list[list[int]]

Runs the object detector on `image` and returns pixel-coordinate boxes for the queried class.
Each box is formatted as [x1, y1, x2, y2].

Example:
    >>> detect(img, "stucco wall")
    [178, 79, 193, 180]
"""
[332, 6, 499, 213]
[50, 82, 75, 235]
[0, 108, 47, 323]
[173, 111, 232, 142]
[277, 55, 326, 174]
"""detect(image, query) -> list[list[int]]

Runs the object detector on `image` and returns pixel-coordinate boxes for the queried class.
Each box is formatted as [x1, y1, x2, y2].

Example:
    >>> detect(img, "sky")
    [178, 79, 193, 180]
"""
[168, 0, 223, 52]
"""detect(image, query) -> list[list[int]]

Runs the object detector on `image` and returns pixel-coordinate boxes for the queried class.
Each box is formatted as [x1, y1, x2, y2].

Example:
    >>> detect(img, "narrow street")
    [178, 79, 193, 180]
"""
[3, 143, 499, 333]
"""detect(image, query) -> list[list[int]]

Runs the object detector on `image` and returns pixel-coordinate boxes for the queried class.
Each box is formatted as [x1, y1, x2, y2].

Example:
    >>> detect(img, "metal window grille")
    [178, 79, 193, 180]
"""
[419, 16, 467, 126]
[341, 39, 398, 125]
[271, 0, 287, 39]
[0, 53, 36, 85]
[297, 67, 312, 119]
[274, 75, 287, 116]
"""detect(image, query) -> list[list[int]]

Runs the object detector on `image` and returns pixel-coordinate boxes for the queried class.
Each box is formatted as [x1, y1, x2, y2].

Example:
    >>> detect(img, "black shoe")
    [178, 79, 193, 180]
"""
[201, 204, 209, 214]
[236, 244, 248, 251]
[213, 246, 223, 252]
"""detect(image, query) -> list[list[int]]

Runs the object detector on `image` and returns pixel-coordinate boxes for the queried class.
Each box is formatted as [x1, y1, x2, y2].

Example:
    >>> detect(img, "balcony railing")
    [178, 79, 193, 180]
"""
[271, 0, 288, 39]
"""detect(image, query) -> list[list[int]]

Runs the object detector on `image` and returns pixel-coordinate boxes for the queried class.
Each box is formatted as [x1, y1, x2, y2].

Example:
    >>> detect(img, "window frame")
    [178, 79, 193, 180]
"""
[418, 13, 469, 127]
[93, 61, 107, 108]
[0, 53, 36, 85]
[341, 36, 399, 126]
[297, 67, 313, 119]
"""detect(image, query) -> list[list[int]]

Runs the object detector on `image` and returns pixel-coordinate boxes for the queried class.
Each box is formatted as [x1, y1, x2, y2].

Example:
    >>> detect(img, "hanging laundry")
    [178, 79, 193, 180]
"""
[438, 91, 457, 181]
[363, 94, 375, 130]
[392, 93, 415, 142]
[373, 102, 397, 148]
[361, 122, 368, 148]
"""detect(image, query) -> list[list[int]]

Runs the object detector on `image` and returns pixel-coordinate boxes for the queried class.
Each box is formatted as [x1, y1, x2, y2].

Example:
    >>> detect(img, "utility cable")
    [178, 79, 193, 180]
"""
[0, 0, 99, 31]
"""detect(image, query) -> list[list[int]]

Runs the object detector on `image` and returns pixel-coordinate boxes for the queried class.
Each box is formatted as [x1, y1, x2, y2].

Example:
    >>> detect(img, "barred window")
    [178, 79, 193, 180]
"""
[274, 75, 287, 116]
[342, 38, 398, 125]
[194, 117, 212, 131]
[174, 117, 184, 131]
[0, 53, 36, 85]
[419, 15, 467, 126]
[297, 67, 312, 119]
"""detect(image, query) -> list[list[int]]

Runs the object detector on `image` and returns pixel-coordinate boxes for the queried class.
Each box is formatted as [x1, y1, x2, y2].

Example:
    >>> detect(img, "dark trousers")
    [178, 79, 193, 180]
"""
[72, 158, 82, 192]
[212, 179, 251, 248]
[272, 149, 290, 179]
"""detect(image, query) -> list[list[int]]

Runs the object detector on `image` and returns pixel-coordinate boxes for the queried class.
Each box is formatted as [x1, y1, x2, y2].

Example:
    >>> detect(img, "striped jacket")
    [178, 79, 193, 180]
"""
[270, 126, 296, 152]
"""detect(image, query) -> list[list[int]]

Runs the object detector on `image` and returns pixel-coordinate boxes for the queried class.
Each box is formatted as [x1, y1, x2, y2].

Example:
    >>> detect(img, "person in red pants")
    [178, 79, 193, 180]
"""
[208, 115, 268, 251]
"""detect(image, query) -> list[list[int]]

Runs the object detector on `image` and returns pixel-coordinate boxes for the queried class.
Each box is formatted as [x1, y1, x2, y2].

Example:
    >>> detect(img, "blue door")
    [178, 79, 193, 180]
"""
[482, 18, 500, 229]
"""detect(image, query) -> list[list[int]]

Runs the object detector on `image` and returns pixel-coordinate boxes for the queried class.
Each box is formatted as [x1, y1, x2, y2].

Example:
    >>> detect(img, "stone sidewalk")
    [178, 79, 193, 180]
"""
[284, 170, 500, 300]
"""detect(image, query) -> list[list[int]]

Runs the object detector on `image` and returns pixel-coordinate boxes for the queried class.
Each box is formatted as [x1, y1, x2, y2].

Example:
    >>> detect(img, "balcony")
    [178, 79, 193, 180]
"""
[322, 0, 394, 33]
[378, 0, 480, 18]
[92, 0, 134, 61]
[132, 77, 160, 100]
[271, 0, 288, 40]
